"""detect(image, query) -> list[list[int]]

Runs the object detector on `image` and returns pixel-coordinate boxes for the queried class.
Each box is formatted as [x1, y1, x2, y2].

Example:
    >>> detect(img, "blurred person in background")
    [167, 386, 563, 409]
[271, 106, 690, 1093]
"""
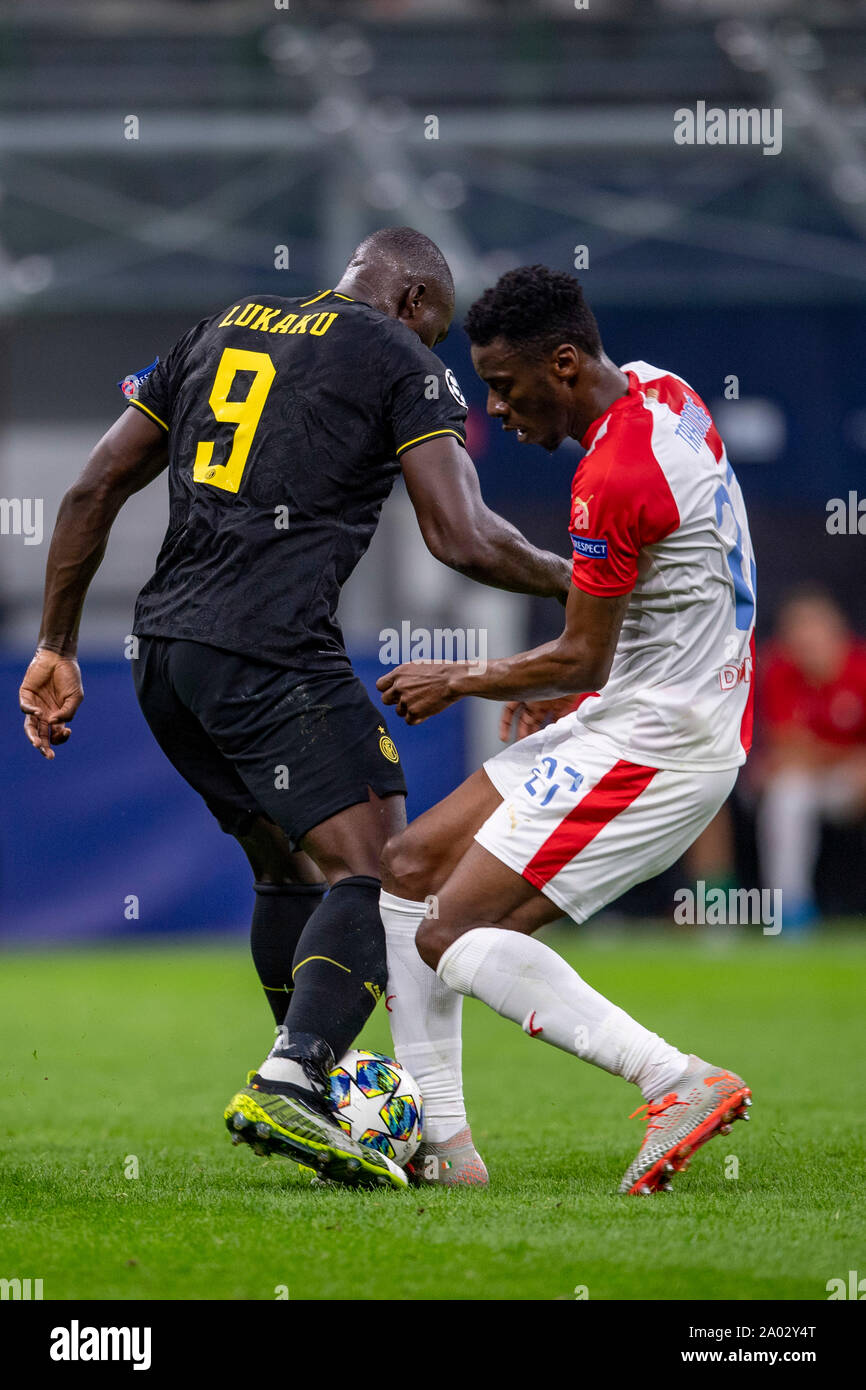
[683, 803, 737, 898]
[756, 588, 866, 928]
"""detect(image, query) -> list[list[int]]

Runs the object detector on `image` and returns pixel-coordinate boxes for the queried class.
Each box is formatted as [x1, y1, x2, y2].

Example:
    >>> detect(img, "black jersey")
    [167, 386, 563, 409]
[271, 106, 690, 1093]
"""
[123, 290, 468, 669]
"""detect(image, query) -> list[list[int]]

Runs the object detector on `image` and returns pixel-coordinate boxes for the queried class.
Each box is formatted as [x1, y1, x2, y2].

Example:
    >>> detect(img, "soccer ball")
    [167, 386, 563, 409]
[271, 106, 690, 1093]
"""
[325, 1049, 423, 1166]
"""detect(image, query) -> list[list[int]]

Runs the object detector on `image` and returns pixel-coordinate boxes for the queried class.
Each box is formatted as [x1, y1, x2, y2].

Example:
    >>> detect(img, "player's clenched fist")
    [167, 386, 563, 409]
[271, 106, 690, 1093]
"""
[19, 649, 83, 759]
[499, 696, 580, 743]
[377, 661, 458, 725]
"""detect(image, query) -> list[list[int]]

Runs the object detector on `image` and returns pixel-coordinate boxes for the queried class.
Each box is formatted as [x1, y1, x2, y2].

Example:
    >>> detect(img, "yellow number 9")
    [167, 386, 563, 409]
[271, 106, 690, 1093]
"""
[193, 347, 276, 493]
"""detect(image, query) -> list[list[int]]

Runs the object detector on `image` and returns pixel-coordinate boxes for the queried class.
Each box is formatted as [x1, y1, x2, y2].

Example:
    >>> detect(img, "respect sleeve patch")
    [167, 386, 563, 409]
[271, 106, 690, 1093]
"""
[117, 358, 159, 401]
[570, 535, 609, 559]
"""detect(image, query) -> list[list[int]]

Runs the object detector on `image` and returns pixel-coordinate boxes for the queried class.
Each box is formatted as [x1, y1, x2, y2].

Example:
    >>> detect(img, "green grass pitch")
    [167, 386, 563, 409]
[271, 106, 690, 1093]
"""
[0, 927, 863, 1301]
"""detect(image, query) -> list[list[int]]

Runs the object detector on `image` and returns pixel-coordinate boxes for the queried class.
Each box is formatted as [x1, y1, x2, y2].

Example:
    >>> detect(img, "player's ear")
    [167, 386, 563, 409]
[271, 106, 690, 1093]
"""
[551, 343, 580, 382]
[398, 282, 427, 323]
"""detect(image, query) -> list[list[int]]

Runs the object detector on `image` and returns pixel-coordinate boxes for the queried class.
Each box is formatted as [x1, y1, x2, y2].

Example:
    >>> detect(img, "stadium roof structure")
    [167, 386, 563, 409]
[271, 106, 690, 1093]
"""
[1, 0, 866, 311]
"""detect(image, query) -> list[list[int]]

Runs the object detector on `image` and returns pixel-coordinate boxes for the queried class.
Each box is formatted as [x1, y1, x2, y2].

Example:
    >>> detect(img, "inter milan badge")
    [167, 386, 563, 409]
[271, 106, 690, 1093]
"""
[379, 732, 400, 764]
[445, 368, 467, 408]
[117, 357, 159, 400]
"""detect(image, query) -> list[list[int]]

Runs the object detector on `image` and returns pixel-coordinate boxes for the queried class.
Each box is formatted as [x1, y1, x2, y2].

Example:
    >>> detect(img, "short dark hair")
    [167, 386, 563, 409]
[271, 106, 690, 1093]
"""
[348, 226, 454, 300]
[465, 264, 602, 359]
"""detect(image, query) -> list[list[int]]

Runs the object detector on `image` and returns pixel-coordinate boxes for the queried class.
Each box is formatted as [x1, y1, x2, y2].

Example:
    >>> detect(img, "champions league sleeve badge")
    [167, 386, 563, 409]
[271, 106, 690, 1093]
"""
[117, 358, 159, 401]
[445, 368, 467, 408]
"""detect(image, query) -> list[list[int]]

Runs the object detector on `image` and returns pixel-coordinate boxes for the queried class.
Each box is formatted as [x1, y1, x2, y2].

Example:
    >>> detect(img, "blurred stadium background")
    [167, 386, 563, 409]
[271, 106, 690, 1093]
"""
[2, 0, 865, 940]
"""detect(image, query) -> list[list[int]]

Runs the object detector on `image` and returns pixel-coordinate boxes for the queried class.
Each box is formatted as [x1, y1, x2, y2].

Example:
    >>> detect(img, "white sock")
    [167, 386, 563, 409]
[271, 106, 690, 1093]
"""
[438, 927, 687, 1102]
[257, 1036, 321, 1094]
[380, 890, 467, 1143]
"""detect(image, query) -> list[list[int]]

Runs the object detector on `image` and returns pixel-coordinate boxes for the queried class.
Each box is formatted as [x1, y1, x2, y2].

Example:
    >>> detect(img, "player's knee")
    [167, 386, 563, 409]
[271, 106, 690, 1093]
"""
[236, 817, 322, 887]
[241, 842, 296, 885]
[381, 826, 437, 899]
[254, 865, 296, 887]
[415, 915, 450, 970]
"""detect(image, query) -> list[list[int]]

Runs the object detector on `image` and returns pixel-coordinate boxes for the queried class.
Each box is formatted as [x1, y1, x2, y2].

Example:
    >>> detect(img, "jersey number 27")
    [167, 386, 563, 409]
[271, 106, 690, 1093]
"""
[193, 347, 276, 493]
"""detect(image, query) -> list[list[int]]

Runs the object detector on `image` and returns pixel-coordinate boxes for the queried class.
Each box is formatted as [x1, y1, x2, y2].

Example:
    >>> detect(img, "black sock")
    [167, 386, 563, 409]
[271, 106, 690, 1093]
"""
[250, 882, 327, 1025]
[282, 875, 387, 1063]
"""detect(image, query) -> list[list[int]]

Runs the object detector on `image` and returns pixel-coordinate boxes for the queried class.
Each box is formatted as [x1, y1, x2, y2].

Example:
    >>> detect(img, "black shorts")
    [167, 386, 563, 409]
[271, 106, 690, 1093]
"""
[132, 636, 406, 848]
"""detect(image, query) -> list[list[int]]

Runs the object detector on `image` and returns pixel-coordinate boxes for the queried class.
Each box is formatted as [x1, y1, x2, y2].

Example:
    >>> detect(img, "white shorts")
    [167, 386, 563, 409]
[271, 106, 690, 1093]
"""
[476, 720, 738, 923]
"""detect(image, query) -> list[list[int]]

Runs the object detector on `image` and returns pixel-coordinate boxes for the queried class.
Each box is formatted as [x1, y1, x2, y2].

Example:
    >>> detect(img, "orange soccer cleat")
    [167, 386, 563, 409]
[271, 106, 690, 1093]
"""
[619, 1056, 752, 1195]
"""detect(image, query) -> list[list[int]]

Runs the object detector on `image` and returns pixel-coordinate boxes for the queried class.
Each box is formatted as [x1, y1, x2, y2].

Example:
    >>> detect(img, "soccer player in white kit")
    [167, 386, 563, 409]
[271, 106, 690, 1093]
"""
[377, 266, 755, 1195]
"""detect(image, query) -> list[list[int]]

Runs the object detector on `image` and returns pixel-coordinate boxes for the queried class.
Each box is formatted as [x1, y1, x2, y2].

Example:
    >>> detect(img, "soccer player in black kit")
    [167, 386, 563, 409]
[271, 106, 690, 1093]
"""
[20, 227, 570, 1189]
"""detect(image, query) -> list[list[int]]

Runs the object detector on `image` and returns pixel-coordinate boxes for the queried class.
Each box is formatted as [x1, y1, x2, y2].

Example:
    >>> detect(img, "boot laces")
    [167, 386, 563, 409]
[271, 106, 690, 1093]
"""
[629, 1092, 688, 1135]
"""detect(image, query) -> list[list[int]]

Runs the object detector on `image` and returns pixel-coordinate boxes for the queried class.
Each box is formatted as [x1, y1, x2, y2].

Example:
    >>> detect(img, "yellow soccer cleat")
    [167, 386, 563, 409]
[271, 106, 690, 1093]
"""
[225, 1075, 408, 1190]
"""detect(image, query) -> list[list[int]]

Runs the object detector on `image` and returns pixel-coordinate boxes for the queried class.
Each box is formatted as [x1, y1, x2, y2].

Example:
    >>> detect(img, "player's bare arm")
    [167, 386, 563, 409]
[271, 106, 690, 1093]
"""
[377, 582, 629, 724]
[401, 434, 570, 601]
[19, 406, 167, 758]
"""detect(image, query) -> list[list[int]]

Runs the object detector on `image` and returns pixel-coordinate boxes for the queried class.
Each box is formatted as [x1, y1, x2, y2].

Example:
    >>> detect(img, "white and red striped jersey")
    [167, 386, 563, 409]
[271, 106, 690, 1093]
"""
[567, 360, 756, 772]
